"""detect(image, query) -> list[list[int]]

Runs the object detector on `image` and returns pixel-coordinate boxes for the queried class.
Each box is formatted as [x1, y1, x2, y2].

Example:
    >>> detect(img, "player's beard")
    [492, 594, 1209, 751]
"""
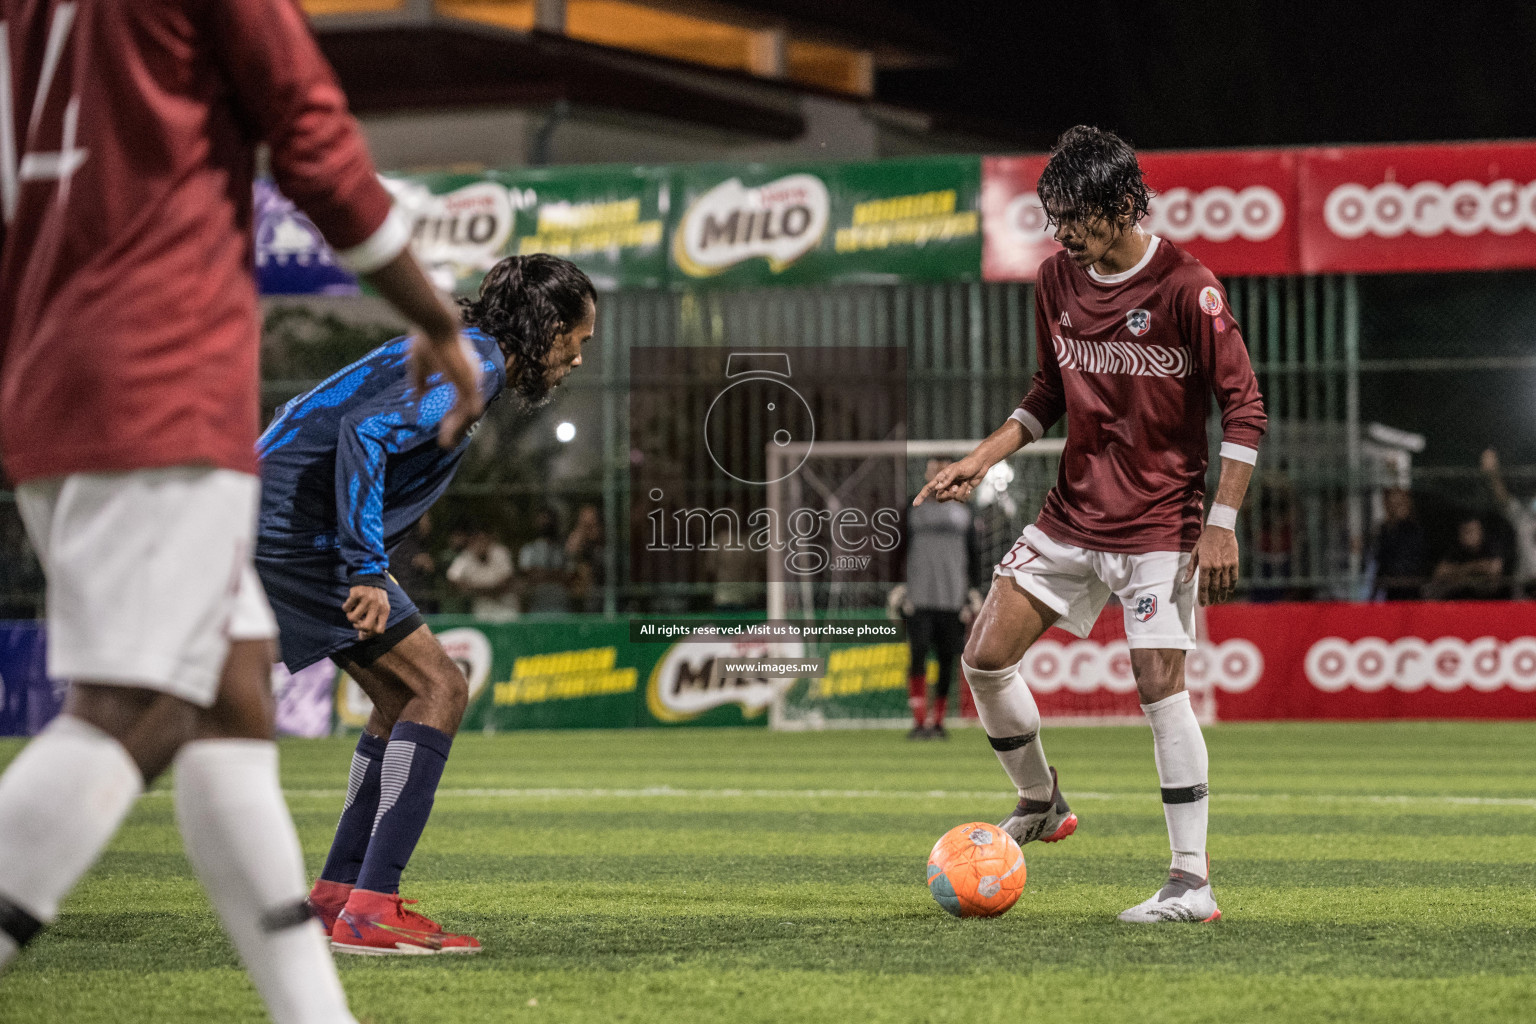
[511, 363, 567, 409]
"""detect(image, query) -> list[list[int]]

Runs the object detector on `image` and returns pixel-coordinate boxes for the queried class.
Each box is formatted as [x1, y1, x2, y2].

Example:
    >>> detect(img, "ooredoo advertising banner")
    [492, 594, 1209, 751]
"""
[1299, 142, 1536, 273]
[1205, 601, 1536, 720]
[982, 150, 1300, 281]
[980, 155, 1053, 282]
[1013, 601, 1536, 721]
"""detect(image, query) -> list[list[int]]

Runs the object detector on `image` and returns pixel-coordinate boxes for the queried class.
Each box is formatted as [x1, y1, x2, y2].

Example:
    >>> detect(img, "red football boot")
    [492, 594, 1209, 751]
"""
[330, 889, 481, 956]
[306, 879, 353, 936]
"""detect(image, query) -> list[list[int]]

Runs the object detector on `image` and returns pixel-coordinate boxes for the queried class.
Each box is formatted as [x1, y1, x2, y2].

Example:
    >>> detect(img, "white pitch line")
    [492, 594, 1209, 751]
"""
[139, 787, 1536, 808]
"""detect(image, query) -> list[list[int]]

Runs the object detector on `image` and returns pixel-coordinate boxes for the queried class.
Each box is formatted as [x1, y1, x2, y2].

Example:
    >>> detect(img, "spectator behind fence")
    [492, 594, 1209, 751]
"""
[565, 503, 606, 613]
[519, 507, 570, 613]
[1370, 487, 1427, 600]
[1481, 448, 1536, 597]
[1424, 516, 1505, 601]
[447, 530, 519, 620]
[389, 512, 441, 614]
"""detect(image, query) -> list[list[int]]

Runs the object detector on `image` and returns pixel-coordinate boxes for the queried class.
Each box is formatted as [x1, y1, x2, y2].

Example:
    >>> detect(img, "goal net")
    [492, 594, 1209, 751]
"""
[766, 438, 1214, 730]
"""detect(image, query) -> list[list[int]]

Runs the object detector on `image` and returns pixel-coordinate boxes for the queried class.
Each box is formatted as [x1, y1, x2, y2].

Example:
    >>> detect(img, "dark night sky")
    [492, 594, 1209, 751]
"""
[874, 0, 1536, 151]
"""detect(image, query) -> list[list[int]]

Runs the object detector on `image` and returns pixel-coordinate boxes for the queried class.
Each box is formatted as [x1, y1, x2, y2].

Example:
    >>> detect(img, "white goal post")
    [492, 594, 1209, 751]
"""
[761, 436, 1215, 730]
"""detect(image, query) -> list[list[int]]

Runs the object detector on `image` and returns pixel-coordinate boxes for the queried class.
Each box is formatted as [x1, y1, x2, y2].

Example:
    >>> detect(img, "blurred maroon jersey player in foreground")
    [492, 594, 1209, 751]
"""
[916, 126, 1266, 925]
[0, 2, 480, 1019]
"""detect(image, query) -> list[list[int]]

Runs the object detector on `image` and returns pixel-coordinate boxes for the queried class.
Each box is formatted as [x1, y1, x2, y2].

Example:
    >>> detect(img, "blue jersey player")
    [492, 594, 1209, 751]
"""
[256, 255, 596, 954]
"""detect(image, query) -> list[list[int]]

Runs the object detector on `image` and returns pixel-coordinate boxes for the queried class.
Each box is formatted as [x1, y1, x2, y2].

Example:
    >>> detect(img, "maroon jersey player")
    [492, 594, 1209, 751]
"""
[915, 126, 1266, 924]
[0, 0, 480, 1014]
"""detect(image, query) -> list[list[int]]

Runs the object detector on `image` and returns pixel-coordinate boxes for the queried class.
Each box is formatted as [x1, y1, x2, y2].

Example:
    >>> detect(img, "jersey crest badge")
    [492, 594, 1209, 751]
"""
[1199, 286, 1224, 316]
[1125, 308, 1151, 336]
[1059, 311, 1072, 327]
[1134, 595, 1158, 622]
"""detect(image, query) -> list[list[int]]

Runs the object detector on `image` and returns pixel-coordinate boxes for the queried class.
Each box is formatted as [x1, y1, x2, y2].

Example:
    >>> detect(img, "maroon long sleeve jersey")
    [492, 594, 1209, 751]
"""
[1014, 237, 1267, 554]
[0, 0, 397, 484]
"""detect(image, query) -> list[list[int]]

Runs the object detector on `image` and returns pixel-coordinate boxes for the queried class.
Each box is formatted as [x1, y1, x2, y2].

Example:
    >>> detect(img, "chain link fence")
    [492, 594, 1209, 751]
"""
[4, 270, 1535, 616]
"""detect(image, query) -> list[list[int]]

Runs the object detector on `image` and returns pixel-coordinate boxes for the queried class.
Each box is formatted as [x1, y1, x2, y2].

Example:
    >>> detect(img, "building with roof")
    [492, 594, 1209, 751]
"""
[305, 0, 1014, 169]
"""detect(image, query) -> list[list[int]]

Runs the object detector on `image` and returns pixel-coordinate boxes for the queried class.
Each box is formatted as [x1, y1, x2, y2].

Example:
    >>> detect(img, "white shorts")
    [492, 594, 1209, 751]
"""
[16, 467, 278, 708]
[994, 524, 1197, 650]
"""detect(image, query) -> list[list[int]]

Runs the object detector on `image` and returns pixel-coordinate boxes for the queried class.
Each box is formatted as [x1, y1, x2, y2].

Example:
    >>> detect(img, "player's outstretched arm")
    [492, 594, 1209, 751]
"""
[1183, 457, 1255, 606]
[913, 419, 1031, 506]
[363, 252, 484, 449]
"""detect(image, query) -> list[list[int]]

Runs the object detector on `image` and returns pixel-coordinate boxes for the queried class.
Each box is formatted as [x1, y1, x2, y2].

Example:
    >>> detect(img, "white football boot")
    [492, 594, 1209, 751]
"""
[996, 767, 1078, 845]
[1117, 868, 1221, 923]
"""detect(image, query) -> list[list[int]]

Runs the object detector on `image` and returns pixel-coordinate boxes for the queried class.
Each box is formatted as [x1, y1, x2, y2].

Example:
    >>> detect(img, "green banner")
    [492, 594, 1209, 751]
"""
[669, 155, 981, 288]
[468, 618, 643, 730]
[779, 641, 911, 722]
[281, 156, 984, 295]
[380, 166, 668, 294]
[327, 615, 959, 731]
[494, 166, 669, 291]
[332, 616, 780, 731]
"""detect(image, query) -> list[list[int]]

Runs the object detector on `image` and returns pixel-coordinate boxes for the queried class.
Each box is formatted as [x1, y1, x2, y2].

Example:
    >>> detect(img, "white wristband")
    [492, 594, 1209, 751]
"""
[335, 204, 412, 275]
[1009, 408, 1044, 442]
[1207, 503, 1239, 531]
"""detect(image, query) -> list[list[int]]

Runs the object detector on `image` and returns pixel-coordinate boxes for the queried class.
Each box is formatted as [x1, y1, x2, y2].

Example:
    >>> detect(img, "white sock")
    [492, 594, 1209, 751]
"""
[0, 715, 143, 969]
[175, 740, 355, 1024]
[1142, 690, 1210, 879]
[962, 661, 1054, 802]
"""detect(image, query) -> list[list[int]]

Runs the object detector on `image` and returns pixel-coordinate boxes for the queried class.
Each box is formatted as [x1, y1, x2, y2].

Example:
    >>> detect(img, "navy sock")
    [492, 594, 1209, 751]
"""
[319, 731, 388, 885]
[354, 721, 453, 895]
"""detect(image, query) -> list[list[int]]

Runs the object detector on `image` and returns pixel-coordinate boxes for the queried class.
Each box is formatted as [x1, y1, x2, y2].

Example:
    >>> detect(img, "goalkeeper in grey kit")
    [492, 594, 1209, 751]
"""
[895, 457, 984, 740]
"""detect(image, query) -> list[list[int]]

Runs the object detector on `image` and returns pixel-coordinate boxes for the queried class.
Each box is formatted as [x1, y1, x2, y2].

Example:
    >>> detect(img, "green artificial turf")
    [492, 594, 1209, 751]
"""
[2, 722, 1534, 1023]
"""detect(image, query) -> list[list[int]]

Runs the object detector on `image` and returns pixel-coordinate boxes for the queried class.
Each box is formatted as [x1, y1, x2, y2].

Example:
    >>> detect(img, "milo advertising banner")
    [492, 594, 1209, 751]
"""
[385, 166, 668, 294]
[383, 173, 518, 295]
[670, 156, 982, 288]
[330, 617, 790, 731]
[260, 157, 977, 294]
[494, 165, 668, 291]
[261, 166, 668, 295]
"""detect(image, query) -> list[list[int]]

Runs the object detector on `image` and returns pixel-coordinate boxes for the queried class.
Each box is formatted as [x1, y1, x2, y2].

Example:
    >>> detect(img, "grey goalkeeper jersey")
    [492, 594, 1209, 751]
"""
[906, 501, 978, 610]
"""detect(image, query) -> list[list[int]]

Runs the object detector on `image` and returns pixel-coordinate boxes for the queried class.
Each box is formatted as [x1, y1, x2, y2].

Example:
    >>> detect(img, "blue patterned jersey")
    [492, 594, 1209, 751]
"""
[256, 330, 506, 585]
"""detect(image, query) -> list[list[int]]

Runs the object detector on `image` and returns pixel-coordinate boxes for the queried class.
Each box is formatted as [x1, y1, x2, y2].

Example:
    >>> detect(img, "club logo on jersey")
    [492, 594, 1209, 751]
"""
[1134, 595, 1158, 622]
[1059, 311, 1072, 327]
[1125, 308, 1151, 336]
[1199, 286, 1224, 317]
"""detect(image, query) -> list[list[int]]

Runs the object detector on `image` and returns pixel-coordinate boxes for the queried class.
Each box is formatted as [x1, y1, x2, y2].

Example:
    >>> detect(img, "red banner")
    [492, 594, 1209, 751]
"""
[992, 601, 1536, 721]
[1298, 142, 1536, 273]
[984, 141, 1536, 278]
[982, 150, 1300, 281]
[981, 156, 1056, 282]
[1206, 601, 1536, 720]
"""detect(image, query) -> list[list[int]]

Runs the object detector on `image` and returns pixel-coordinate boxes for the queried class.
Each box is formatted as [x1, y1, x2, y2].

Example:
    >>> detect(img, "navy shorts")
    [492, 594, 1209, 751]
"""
[255, 552, 422, 672]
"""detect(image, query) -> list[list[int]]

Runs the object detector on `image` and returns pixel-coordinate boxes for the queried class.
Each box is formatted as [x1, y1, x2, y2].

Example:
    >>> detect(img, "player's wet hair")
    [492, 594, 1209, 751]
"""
[1036, 125, 1154, 229]
[460, 253, 596, 403]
